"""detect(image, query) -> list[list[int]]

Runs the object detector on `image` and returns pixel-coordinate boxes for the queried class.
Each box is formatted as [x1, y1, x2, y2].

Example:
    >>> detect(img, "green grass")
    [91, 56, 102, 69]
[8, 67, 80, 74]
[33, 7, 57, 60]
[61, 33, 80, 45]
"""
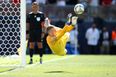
[0, 55, 116, 77]
[0, 55, 66, 73]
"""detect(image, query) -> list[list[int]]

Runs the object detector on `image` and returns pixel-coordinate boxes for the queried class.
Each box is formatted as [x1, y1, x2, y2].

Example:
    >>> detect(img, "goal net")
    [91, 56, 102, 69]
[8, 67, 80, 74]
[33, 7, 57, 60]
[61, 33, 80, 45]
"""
[0, 0, 26, 66]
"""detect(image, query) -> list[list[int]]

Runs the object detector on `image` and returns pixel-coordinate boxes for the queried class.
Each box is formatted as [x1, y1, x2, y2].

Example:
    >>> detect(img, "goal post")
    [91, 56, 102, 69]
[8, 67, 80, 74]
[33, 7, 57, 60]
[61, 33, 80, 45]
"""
[20, 0, 26, 66]
[0, 0, 26, 66]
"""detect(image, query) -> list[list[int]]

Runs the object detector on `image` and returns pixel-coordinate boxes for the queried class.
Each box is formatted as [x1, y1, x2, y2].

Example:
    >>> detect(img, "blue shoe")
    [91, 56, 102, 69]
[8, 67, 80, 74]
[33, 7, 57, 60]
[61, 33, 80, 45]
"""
[40, 58, 42, 64]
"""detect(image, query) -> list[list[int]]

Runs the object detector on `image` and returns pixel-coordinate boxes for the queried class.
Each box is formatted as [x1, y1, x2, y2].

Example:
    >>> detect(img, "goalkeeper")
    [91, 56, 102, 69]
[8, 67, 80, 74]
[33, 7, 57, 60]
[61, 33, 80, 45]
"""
[46, 15, 78, 56]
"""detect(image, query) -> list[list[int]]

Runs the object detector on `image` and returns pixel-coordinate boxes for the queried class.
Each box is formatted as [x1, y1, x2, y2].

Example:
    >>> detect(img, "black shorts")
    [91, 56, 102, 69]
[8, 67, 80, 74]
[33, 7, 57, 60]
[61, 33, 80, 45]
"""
[29, 30, 42, 42]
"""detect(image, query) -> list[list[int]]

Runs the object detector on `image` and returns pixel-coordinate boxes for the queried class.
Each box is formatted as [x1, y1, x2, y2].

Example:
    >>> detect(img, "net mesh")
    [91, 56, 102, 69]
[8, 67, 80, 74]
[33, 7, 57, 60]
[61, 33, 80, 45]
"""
[0, 0, 21, 65]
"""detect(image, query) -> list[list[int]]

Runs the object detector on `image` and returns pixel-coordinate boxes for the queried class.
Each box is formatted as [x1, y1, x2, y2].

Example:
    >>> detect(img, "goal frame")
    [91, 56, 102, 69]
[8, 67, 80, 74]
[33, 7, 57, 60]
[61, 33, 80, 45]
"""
[0, 0, 26, 67]
[20, 0, 26, 66]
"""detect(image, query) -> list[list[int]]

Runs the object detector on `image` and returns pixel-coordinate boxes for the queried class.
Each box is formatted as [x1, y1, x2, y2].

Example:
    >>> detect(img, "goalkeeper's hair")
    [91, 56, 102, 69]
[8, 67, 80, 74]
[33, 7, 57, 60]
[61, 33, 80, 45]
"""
[46, 26, 54, 34]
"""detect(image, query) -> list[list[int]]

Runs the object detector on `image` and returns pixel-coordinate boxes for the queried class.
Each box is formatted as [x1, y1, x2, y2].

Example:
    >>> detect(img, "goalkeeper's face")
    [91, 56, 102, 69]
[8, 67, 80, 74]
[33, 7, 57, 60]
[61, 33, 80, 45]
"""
[48, 28, 56, 37]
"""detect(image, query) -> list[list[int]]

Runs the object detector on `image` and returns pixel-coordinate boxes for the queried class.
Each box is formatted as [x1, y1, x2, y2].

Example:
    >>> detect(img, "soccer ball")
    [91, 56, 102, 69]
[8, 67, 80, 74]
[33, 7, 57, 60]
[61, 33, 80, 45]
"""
[74, 4, 84, 14]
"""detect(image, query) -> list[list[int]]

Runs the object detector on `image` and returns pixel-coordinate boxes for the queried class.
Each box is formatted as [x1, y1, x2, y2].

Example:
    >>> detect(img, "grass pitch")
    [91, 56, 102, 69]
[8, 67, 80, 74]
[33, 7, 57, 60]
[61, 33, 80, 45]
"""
[0, 55, 116, 77]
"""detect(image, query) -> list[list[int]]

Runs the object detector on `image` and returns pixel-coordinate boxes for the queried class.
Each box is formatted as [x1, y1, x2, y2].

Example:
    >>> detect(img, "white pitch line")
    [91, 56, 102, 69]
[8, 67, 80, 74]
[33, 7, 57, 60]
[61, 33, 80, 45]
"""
[0, 55, 76, 74]
[26, 55, 76, 67]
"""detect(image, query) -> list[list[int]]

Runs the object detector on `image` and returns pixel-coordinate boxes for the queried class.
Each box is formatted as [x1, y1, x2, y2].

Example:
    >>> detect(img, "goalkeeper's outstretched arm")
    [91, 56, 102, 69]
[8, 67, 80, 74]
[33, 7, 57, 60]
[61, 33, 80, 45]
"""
[56, 16, 78, 40]
[46, 14, 78, 41]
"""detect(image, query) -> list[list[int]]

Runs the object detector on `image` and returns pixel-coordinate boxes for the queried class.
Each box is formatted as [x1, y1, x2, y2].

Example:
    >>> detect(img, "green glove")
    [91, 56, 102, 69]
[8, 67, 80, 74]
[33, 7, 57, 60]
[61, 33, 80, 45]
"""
[71, 16, 78, 26]
[66, 13, 72, 25]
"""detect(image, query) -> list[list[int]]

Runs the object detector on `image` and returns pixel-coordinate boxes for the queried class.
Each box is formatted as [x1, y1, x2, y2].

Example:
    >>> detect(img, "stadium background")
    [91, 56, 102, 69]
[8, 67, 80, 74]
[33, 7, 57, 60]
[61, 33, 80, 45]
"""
[26, 0, 116, 55]
[0, 0, 116, 77]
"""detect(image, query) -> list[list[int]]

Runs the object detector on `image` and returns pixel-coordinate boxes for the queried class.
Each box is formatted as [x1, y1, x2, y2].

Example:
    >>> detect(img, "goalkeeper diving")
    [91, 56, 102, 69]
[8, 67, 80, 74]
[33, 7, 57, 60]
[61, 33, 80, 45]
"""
[45, 14, 78, 56]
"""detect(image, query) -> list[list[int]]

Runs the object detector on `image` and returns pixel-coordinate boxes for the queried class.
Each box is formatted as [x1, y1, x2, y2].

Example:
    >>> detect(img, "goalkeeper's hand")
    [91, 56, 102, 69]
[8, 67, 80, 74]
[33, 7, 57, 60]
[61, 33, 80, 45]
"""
[71, 16, 78, 26]
[44, 17, 51, 27]
[66, 13, 72, 25]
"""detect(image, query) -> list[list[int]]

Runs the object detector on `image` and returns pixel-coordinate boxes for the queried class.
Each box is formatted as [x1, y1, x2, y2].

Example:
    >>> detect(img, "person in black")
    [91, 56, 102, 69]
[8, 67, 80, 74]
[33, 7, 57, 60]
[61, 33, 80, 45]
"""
[100, 27, 110, 54]
[26, 2, 45, 64]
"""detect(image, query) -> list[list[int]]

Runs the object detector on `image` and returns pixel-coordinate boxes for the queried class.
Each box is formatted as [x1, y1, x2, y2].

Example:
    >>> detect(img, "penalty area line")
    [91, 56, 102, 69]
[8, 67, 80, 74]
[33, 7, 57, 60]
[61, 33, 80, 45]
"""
[27, 55, 76, 67]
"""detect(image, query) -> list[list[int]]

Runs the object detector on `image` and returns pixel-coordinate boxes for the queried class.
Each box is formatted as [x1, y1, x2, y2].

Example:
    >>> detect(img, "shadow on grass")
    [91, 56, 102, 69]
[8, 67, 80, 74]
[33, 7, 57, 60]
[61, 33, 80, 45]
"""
[45, 71, 72, 74]
[0, 68, 16, 73]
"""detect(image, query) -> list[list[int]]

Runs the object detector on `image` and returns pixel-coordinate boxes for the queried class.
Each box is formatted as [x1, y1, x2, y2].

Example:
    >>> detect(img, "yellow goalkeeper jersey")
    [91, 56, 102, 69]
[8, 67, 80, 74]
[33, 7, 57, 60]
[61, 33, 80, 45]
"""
[46, 25, 74, 56]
